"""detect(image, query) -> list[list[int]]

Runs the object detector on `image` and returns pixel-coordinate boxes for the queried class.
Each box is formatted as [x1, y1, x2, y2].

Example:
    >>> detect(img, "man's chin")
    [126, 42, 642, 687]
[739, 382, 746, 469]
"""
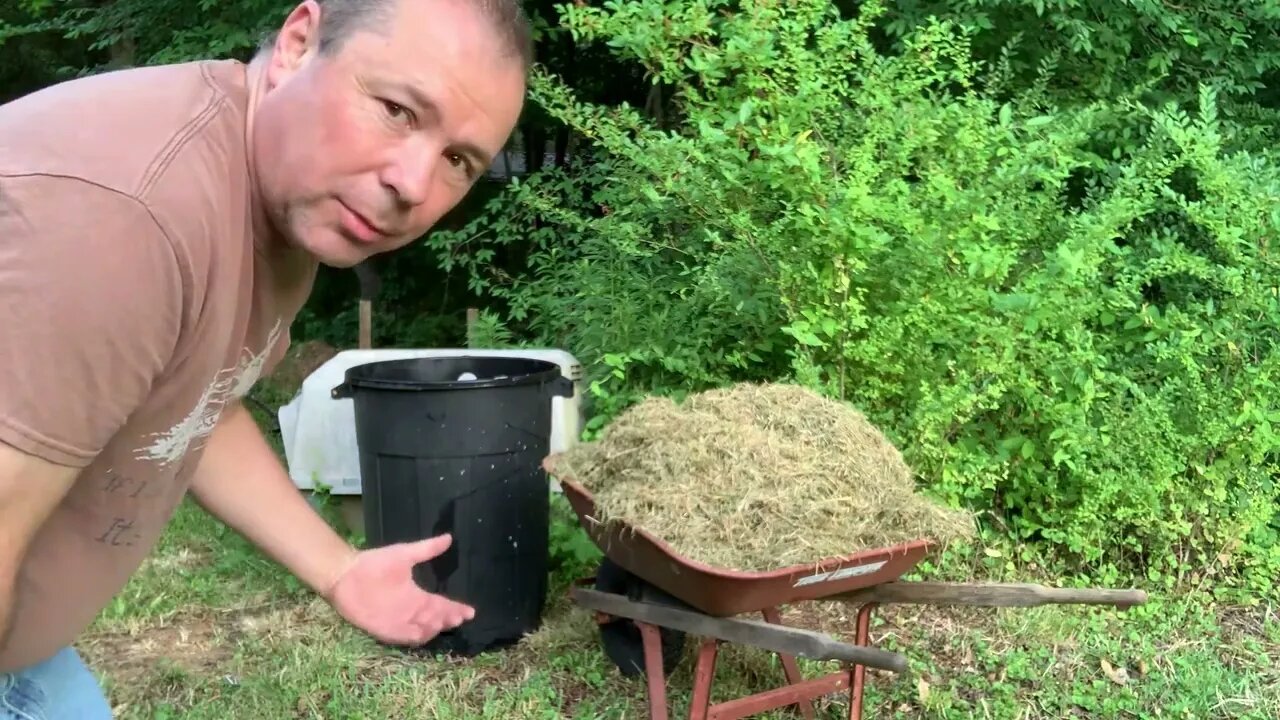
[316, 257, 363, 270]
[291, 229, 373, 269]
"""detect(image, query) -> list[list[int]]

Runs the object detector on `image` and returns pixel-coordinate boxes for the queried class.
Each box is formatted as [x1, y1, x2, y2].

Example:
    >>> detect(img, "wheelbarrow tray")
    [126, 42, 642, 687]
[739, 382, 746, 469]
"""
[543, 454, 934, 618]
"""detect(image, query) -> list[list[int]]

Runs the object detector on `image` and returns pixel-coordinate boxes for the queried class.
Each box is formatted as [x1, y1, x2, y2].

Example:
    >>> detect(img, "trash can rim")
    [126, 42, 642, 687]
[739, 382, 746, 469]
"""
[332, 355, 565, 395]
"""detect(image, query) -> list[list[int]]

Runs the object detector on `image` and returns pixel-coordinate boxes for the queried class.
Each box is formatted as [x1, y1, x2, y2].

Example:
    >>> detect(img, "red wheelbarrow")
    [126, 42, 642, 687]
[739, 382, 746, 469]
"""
[543, 455, 1148, 720]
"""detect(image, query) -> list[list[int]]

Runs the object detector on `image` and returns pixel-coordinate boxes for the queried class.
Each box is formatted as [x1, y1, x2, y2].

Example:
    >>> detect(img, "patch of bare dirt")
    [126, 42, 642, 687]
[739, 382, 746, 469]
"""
[78, 599, 341, 682]
[1220, 603, 1278, 644]
[78, 610, 237, 687]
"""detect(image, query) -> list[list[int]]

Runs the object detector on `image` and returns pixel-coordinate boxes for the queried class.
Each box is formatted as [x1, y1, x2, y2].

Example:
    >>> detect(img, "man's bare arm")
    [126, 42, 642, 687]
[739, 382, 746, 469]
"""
[189, 401, 475, 646]
[0, 442, 78, 649]
[187, 402, 357, 598]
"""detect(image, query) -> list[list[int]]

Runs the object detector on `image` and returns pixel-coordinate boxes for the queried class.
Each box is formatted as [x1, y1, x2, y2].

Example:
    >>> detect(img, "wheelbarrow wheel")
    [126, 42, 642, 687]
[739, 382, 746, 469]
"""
[594, 557, 687, 678]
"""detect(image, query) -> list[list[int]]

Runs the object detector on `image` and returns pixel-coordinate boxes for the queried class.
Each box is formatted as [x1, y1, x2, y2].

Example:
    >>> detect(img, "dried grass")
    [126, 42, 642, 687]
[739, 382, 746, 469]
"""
[551, 382, 975, 572]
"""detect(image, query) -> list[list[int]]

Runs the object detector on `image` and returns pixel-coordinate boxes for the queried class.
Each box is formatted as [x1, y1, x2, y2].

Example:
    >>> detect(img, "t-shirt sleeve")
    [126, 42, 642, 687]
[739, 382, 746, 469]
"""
[0, 174, 185, 468]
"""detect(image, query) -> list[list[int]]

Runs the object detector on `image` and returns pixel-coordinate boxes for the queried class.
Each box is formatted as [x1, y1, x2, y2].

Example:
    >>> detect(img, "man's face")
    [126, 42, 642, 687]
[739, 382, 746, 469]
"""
[251, 0, 526, 268]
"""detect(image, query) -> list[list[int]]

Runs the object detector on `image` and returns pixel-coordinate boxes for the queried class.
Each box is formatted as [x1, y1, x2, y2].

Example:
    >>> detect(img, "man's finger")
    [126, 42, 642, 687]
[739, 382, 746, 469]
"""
[436, 597, 475, 623]
[443, 602, 473, 627]
[413, 597, 474, 630]
[457, 602, 476, 622]
[397, 533, 453, 562]
[414, 617, 442, 644]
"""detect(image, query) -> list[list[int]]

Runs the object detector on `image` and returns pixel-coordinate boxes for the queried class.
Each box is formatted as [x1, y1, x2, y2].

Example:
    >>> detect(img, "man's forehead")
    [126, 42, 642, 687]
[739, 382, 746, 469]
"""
[345, 54, 521, 149]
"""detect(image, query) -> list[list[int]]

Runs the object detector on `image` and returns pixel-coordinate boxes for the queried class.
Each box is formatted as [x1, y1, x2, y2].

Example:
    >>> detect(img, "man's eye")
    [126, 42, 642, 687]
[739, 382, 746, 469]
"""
[382, 100, 410, 122]
[448, 153, 470, 174]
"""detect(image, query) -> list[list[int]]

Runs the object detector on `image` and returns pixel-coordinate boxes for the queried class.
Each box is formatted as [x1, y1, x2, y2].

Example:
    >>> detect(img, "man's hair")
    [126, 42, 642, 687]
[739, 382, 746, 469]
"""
[258, 0, 533, 71]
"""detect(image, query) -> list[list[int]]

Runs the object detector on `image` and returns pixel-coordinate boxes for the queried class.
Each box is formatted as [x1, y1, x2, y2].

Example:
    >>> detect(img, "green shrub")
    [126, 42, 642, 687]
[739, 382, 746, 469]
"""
[878, 0, 1280, 113]
[426, 0, 1280, 592]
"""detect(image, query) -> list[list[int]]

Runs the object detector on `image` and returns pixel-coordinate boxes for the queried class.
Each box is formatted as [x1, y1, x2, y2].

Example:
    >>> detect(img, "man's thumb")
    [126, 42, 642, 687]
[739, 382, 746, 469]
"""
[400, 533, 452, 562]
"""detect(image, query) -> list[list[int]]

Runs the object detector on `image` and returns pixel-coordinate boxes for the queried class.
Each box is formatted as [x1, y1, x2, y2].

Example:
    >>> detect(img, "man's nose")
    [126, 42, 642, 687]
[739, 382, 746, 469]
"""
[383, 143, 434, 208]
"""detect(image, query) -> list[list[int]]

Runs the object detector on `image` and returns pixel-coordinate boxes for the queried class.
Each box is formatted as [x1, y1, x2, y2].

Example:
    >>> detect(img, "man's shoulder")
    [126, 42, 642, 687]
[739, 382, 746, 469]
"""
[0, 59, 249, 203]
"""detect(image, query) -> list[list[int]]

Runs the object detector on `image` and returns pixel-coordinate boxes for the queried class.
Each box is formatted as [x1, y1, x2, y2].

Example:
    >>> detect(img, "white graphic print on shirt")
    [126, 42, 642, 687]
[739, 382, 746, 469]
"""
[135, 318, 283, 466]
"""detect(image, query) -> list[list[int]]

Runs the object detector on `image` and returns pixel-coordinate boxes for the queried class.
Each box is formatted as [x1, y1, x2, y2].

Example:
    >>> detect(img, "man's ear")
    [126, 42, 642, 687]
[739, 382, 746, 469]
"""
[266, 0, 324, 87]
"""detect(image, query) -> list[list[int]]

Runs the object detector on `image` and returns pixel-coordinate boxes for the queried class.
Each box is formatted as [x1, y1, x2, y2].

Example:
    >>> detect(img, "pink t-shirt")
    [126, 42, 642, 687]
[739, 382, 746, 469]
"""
[0, 58, 318, 670]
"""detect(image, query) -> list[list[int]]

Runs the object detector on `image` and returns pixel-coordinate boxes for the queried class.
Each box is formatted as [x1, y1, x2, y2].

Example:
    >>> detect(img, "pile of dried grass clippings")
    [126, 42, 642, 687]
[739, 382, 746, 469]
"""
[552, 382, 975, 572]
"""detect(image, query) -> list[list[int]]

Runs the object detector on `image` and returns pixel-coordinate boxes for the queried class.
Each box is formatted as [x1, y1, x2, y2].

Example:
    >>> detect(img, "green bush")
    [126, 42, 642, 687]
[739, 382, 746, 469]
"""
[425, 0, 1280, 592]
[877, 0, 1280, 112]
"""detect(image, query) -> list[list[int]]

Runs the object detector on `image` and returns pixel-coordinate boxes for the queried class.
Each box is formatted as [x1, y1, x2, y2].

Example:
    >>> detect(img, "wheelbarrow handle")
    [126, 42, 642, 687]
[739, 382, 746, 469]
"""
[835, 581, 1148, 609]
[572, 588, 909, 673]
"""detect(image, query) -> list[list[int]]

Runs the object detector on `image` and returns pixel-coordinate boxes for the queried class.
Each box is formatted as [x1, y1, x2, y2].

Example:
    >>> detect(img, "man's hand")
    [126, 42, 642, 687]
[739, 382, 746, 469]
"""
[327, 533, 475, 646]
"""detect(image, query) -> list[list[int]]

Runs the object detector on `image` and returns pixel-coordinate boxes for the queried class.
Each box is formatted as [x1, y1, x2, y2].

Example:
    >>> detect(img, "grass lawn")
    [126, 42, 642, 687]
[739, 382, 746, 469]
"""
[74, 397, 1280, 718]
[78, 493, 1280, 719]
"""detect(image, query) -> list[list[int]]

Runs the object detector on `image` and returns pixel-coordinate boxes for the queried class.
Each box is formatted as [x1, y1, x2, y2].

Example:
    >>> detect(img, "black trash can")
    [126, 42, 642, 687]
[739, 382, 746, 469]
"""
[331, 355, 574, 657]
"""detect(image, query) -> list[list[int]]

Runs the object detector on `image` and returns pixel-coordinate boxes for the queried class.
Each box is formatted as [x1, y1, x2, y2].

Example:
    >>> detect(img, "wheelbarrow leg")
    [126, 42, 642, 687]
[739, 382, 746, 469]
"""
[849, 603, 878, 720]
[687, 607, 840, 720]
[688, 638, 720, 720]
[638, 620, 670, 720]
[761, 607, 815, 720]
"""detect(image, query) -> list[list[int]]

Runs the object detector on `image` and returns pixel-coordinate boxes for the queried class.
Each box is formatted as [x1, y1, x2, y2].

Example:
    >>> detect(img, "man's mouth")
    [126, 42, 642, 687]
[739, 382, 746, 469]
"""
[338, 201, 390, 243]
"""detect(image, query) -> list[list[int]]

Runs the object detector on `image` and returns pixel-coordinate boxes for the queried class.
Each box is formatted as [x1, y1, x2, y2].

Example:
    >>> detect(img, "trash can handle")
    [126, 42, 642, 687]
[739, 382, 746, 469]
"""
[331, 381, 352, 399]
[548, 375, 574, 398]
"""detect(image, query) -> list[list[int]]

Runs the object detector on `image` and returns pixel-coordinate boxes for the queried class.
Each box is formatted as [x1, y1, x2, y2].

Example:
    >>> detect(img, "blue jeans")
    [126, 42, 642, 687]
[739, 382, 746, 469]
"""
[0, 647, 111, 719]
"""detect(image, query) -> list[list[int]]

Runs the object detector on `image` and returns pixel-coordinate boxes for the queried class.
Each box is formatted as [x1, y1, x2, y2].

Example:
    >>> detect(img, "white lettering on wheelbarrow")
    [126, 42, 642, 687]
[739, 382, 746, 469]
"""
[793, 561, 888, 588]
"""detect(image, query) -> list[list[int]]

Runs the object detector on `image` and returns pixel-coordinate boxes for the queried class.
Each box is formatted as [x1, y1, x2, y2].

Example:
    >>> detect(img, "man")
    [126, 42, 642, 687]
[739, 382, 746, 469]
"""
[0, 0, 530, 715]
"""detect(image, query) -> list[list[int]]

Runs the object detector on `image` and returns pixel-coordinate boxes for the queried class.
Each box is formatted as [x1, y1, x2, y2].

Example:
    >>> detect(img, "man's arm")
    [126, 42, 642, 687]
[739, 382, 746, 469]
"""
[0, 443, 78, 649]
[187, 402, 357, 598]
[0, 175, 185, 657]
[188, 400, 476, 646]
